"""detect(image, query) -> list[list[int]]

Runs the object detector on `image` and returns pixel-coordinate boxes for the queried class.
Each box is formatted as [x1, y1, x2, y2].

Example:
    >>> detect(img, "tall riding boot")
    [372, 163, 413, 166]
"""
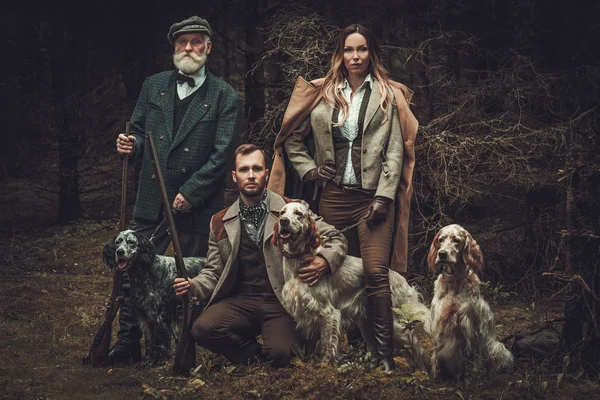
[108, 274, 142, 365]
[368, 293, 395, 372]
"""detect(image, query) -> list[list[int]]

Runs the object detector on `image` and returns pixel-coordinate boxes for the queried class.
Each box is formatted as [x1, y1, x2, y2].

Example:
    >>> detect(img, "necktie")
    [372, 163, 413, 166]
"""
[177, 73, 195, 87]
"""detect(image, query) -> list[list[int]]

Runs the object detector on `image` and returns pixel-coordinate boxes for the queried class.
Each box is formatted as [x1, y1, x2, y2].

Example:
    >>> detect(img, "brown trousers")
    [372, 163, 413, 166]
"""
[191, 293, 298, 367]
[319, 183, 394, 296]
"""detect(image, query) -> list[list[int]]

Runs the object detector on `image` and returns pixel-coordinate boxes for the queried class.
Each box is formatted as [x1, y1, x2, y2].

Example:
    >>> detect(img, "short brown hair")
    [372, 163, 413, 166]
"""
[233, 143, 268, 168]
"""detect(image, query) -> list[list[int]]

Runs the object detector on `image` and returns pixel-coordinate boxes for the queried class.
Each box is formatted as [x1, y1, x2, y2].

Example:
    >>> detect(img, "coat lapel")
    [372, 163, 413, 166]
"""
[223, 199, 241, 263]
[311, 101, 335, 162]
[159, 72, 177, 139]
[263, 191, 287, 246]
[171, 73, 213, 150]
[363, 80, 381, 133]
[263, 191, 286, 302]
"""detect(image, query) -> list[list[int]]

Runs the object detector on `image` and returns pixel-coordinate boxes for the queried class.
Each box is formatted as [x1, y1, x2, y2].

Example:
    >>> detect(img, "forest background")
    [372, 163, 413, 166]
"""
[0, 0, 599, 399]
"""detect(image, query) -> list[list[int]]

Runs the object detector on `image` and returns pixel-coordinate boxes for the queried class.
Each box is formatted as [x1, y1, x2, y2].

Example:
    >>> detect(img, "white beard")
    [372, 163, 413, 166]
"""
[173, 51, 207, 74]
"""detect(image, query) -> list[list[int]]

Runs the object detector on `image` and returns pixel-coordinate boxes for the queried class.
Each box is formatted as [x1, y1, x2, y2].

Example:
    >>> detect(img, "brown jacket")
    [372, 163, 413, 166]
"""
[268, 77, 419, 273]
[189, 190, 348, 307]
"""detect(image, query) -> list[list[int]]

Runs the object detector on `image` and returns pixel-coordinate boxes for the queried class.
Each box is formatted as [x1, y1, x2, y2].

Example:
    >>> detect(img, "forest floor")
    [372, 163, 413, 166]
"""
[1, 178, 600, 400]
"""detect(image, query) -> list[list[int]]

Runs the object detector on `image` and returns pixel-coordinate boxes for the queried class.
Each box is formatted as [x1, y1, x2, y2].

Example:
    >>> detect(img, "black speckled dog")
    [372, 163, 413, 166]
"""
[102, 230, 205, 367]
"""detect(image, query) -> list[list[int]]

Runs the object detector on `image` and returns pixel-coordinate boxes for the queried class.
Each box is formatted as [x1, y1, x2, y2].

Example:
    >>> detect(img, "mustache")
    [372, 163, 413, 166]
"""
[173, 50, 207, 74]
[173, 50, 205, 62]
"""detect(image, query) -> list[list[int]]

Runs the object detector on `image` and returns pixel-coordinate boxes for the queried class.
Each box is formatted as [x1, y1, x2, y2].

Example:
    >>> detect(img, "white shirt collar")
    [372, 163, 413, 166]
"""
[177, 65, 207, 87]
[338, 73, 373, 92]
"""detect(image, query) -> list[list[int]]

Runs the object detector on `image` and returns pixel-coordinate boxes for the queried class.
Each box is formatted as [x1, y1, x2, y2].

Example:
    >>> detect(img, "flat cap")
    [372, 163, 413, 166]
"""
[167, 16, 213, 45]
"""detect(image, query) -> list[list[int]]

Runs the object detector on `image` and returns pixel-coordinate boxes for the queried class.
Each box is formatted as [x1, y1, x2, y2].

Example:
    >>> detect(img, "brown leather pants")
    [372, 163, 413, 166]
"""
[320, 183, 396, 369]
[319, 183, 394, 296]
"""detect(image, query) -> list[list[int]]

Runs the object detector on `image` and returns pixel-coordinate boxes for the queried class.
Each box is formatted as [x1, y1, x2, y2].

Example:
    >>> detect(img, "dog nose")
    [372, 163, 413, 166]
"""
[438, 250, 448, 260]
[280, 217, 290, 227]
[117, 248, 125, 257]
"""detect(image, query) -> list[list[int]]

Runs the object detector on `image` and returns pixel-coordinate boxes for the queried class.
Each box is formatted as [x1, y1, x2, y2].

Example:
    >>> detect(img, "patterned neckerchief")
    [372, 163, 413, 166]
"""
[239, 191, 268, 228]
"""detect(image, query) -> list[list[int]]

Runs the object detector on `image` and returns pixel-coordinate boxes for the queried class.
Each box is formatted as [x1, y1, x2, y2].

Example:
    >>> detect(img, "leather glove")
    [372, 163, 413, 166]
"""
[303, 160, 336, 182]
[365, 196, 392, 227]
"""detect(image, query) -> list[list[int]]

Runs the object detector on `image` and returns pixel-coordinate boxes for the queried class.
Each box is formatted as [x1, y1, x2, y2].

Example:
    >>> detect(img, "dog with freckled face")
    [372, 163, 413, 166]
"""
[427, 224, 513, 380]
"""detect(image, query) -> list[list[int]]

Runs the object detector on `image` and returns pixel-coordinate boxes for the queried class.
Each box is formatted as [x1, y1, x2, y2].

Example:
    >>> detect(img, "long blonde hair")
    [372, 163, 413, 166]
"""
[321, 24, 393, 126]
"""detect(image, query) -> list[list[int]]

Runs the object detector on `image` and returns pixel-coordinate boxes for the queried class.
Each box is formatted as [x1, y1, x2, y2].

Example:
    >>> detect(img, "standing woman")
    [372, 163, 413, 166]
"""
[284, 24, 403, 371]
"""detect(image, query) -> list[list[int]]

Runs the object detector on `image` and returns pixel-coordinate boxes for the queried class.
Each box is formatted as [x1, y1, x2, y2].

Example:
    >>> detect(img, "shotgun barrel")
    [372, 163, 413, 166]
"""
[146, 131, 196, 376]
[83, 122, 130, 366]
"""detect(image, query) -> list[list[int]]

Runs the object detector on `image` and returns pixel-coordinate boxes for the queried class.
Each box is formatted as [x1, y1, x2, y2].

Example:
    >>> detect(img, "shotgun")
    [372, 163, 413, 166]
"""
[83, 122, 130, 366]
[146, 131, 197, 376]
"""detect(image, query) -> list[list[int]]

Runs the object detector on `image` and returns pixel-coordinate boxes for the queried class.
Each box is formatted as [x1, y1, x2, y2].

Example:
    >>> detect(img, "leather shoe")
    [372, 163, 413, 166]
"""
[108, 343, 142, 366]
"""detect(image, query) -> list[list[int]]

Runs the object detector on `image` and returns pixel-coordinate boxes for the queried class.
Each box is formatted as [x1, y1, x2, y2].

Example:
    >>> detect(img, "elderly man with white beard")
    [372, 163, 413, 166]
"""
[112, 15, 243, 366]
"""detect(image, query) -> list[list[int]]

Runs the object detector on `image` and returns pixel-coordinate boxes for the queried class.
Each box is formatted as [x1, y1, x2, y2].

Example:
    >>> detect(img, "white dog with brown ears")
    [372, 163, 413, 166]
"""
[427, 224, 513, 380]
[272, 201, 429, 370]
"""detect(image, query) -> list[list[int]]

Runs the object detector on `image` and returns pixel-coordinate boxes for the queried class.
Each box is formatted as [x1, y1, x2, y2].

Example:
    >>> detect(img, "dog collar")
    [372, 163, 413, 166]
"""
[281, 245, 312, 259]
[443, 268, 470, 283]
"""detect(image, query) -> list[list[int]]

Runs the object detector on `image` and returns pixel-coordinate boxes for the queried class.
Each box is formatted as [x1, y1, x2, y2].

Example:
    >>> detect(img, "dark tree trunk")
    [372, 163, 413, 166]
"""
[561, 117, 600, 373]
[244, 0, 266, 135]
[52, 1, 81, 224]
[221, 0, 231, 83]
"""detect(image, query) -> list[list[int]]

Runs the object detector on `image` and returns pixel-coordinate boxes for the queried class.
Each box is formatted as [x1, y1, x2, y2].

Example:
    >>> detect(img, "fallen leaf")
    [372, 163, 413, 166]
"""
[413, 370, 429, 382]
[393, 356, 410, 369]
[188, 378, 206, 390]
[143, 387, 165, 399]
[225, 365, 236, 374]
[246, 389, 261, 398]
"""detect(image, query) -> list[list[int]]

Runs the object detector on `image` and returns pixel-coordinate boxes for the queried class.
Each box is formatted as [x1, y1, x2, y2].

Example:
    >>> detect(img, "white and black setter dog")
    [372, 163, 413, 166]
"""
[102, 229, 205, 367]
[272, 202, 430, 370]
[427, 224, 513, 380]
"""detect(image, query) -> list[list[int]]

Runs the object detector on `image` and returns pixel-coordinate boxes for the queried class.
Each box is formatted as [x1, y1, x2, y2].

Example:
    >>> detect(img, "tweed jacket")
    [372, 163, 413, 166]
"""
[284, 79, 403, 201]
[189, 190, 348, 307]
[129, 70, 243, 233]
[268, 77, 419, 273]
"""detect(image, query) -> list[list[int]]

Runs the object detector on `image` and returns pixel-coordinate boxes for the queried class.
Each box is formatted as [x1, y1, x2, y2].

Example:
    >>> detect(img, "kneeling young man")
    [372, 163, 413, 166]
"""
[173, 144, 347, 366]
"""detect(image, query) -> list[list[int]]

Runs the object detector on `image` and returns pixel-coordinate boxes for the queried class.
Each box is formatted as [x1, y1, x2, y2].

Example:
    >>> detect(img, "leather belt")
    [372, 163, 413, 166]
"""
[337, 185, 376, 196]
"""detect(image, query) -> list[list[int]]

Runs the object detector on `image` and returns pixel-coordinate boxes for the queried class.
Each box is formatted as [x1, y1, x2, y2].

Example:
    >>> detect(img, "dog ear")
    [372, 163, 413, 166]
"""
[427, 231, 440, 272]
[463, 232, 483, 272]
[308, 217, 322, 249]
[135, 231, 156, 266]
[271, 219, 280, 247]
[300, 200, 310, 210]
[102, 236, 117, 270]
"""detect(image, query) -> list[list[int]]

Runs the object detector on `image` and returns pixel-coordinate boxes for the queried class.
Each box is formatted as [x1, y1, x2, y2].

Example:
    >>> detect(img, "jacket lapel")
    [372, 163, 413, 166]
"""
[363, 80, 381, 133]
[263, 191, 287, 246]
[263, 191, 285, 302]
[311, 101, 335, 162]
[159, 72, 177, 139]
[223, 199, 241, 263]
[171, 73, 213, 150]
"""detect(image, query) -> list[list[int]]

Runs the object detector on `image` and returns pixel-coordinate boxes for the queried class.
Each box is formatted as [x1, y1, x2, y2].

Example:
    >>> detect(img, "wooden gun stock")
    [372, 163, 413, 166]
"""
[82, 270, 123, 366]
[146, 131, 196, 376]
[83, 122, 130, 366]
